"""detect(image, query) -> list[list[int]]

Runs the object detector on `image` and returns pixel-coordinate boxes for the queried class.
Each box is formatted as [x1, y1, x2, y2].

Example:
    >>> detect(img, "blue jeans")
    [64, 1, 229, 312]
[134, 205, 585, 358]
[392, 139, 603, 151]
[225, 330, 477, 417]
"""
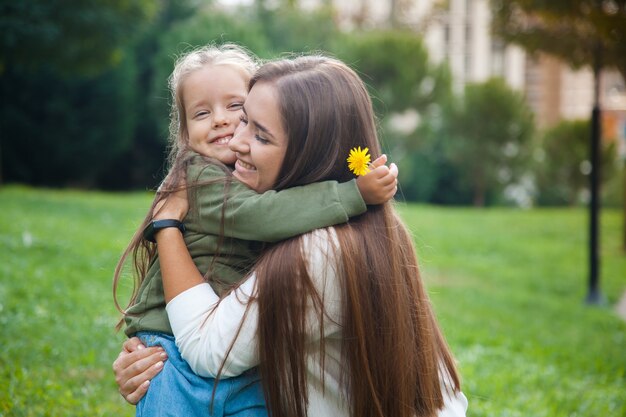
[135, 332, 267, 417]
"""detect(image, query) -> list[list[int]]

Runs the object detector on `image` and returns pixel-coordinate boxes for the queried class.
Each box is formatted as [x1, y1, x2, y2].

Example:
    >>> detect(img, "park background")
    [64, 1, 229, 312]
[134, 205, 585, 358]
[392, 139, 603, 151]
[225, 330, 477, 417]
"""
[1, 0, 625, 415]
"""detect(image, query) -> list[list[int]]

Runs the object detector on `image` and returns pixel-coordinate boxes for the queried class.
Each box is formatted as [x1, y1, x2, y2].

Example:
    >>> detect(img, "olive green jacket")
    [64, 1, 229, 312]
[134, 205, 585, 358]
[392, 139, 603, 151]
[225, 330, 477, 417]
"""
[124, 155, 365, 336]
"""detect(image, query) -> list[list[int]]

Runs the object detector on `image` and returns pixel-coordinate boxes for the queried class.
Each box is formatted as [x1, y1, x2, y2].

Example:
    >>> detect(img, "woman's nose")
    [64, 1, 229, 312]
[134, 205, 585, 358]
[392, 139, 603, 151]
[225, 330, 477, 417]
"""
[229, 125, 249, 153]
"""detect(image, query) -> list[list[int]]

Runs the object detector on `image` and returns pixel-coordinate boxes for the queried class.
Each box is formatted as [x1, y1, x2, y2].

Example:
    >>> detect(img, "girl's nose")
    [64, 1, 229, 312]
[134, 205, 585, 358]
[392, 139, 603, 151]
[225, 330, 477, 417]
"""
[212, 110, 228, 128]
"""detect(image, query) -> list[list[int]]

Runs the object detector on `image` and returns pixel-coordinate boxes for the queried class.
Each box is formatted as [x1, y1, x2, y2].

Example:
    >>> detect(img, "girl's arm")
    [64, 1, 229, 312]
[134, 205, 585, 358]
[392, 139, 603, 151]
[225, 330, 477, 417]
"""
[186, 156, 396, 242]
[151, 186, 205, 302]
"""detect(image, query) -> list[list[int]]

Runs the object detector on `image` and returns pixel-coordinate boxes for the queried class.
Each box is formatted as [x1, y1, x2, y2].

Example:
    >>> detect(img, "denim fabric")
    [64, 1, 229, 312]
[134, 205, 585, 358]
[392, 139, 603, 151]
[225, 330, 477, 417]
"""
[135, 332, 267, 417]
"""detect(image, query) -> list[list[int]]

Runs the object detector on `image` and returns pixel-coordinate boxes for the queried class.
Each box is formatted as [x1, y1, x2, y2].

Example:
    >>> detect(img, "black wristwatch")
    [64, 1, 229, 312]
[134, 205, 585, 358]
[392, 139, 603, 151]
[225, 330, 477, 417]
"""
[143, 219, 186, 243]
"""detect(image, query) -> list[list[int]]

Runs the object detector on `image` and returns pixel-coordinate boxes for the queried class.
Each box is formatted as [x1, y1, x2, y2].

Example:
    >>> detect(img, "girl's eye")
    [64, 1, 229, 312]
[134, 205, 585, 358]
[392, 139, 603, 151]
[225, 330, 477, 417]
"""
[195, 110, 210, 118]
[229, 102, 243, 110]
[255, 135, 269, 145]
[239, 114, 248, 125]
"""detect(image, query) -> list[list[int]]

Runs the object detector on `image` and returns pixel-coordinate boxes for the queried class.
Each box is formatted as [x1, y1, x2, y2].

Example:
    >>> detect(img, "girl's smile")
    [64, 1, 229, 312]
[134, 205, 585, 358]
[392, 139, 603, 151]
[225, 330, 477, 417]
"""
[183, 65, 248, 164]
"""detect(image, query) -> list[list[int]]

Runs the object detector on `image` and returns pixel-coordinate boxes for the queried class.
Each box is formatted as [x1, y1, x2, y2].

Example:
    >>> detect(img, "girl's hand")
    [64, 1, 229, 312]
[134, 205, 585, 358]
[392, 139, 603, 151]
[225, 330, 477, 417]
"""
[356, 155, 398, 205]
[112, 337, 167, 404]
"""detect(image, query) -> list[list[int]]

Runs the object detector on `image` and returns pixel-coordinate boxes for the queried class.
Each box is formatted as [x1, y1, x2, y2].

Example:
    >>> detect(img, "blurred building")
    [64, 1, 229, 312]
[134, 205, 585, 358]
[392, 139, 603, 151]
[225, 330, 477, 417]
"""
[325, 0, 626, 148]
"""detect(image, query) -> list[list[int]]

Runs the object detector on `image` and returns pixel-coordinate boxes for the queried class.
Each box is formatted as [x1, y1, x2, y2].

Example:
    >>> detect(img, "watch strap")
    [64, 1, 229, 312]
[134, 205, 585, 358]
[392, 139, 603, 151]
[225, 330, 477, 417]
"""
[143, 219, 186, 243]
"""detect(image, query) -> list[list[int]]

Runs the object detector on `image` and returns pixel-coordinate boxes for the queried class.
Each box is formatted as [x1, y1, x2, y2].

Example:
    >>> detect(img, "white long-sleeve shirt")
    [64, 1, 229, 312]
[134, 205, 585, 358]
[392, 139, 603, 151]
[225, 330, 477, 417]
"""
[166, 228, 468, 416]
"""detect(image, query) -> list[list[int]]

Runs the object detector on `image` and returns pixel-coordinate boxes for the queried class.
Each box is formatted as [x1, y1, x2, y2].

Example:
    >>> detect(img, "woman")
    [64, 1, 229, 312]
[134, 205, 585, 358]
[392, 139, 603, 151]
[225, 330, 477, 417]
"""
[114, 55, 467, 417]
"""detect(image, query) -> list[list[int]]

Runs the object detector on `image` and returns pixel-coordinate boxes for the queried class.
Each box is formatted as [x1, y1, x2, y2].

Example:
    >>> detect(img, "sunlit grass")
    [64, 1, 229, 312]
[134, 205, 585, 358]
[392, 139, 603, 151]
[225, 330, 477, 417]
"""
[0, 186, 624, 416]
[398, 203, 626, 416]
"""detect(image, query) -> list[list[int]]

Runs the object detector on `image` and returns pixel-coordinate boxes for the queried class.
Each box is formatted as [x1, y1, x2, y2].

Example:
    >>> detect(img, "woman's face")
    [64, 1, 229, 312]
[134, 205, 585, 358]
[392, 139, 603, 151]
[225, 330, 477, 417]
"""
[229, 82, 288, 193]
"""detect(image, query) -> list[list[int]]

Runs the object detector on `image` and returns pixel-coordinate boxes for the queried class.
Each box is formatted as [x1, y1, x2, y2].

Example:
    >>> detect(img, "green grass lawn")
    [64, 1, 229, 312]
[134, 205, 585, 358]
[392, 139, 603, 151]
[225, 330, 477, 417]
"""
[1, 185, 624, 416]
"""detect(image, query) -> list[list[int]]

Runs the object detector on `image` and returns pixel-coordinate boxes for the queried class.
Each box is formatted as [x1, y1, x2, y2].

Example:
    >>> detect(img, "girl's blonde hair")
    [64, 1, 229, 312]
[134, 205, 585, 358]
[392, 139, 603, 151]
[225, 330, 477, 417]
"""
[113, 43, 258, 329]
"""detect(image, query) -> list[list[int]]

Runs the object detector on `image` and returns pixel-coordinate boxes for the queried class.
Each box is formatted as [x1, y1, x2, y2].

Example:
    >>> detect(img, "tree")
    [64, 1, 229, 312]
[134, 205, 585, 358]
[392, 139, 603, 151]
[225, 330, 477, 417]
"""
[0, 0, 203, 189]
[491, 0, 626, 81]
[101, 0, 208, 189]
[445, 78, 535, 206]
[252, 3, 339, 55]
[0, 0, 159, 76]
[333, 30, 449, 115]
[0, 56, 137, 187]
[536, 120, 617, 206]
[491, 0, 626, 300]
[332, 30, 454, 203]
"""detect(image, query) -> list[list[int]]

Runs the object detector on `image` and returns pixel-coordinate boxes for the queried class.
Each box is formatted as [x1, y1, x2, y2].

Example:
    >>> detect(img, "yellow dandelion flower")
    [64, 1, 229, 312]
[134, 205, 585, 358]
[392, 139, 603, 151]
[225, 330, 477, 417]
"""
[347, 146, 371, 176]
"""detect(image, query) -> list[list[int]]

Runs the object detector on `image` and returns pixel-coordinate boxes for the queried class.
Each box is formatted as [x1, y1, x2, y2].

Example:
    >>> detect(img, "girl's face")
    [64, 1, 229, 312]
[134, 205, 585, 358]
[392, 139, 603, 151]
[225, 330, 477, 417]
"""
[183, 64, 248, 165]
[229, 82, 288, 193]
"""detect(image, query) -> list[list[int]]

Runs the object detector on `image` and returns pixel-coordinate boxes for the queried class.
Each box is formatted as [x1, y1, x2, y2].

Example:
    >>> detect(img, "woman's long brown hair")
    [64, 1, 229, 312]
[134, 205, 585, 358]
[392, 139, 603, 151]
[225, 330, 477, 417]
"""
[249, 56, 460, 417]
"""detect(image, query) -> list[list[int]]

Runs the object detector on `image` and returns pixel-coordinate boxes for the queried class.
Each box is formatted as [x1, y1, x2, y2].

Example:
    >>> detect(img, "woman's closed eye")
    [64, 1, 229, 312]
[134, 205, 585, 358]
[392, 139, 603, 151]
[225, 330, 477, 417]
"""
[239, 115, 269, 144]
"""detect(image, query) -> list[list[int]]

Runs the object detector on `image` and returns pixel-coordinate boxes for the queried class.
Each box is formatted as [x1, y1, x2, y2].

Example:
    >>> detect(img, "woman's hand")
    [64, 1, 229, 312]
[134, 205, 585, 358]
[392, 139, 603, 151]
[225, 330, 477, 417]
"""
[356, 154, 398, 205]
[112, 337, 167, 405]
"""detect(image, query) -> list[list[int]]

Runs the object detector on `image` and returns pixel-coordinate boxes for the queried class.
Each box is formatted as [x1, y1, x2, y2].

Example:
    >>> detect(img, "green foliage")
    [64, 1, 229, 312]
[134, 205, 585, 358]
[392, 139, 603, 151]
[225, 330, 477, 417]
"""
[603, 163, 625, 208]
[1, 186, 624, 415]
[0, 0, 159, 76]
[101, 0, 209, 189]
[333, 30, 450, 115]
[256, 5, 339, 55]
[0, 54, 138, 187]
[536, 119, 618, 206]
[0, 0, 204, 190]
[0, 1, 542, 207]
[331, 30, 455, 203]
[491, 0, 626, 80]
[444, 78, 536, 206]
[398, 140, 475, 205]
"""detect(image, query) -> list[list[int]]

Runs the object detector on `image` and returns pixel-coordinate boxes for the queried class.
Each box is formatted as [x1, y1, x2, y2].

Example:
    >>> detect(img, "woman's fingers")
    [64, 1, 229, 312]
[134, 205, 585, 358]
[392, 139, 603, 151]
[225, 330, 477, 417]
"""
[119, 357, 164, 404]
[123, 336, 145, 353]
[113, 344, 167, 404]
[114, 345, 163, 371]
[123, 380, 151, 405]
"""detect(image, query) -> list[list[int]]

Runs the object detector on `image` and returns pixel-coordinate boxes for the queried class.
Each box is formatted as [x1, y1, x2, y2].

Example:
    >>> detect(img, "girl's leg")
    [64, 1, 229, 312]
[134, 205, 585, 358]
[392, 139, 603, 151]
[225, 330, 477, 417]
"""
[134, 332, 221, 417]
[223, 368, 268, 417]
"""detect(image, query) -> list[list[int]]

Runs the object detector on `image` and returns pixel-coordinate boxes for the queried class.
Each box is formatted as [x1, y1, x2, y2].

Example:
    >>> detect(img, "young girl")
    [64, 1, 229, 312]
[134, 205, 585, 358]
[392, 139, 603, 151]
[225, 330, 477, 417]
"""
[113, 44, 398, 416]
